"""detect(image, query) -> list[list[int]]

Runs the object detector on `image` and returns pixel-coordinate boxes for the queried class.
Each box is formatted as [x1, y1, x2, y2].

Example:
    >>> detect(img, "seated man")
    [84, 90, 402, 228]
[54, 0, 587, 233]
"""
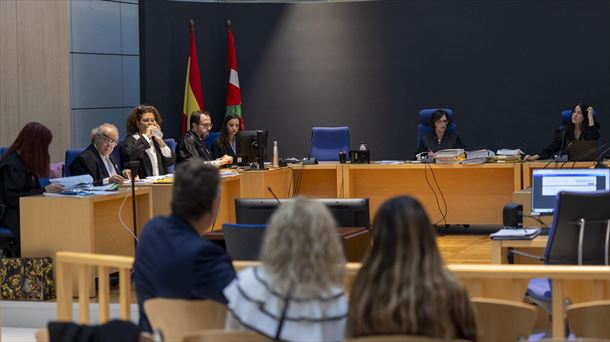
[176, 111, 233, 167]
[134, 160, 236, 332]
[69, 123, 126, 185]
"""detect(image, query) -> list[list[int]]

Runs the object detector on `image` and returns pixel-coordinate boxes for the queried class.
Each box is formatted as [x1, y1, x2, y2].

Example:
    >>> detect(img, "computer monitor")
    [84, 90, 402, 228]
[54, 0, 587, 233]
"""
[236, 130, 268, 166]
[531, 168, 610, 215]
[235, 198, 371, 228]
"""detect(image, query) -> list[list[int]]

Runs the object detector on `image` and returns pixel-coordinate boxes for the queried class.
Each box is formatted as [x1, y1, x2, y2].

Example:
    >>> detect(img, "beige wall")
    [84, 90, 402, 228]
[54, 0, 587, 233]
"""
[0, 0, 70, 163]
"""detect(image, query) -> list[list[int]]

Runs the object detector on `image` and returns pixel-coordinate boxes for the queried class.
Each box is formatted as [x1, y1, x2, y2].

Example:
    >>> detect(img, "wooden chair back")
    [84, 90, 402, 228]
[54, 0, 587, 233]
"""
[566, 300, 610, 339]
[471, 297, 537, 342]
[183, 329, 270, 342]
[346, 335, 470, 342]
[144, 298, 226, 342]
[56, 251, 134, 323]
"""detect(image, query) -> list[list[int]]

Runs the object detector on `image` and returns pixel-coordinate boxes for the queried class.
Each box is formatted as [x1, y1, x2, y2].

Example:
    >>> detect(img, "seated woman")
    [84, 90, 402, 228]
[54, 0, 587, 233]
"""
[0, 122, 63, 254]
[224, 198, 347, 342]
[120, 105, 176, 178]
[416, 109, 464, 155]
[347, 196, 477, 340]
[525, 103, 599, 161]
[211, 114, 240, 162]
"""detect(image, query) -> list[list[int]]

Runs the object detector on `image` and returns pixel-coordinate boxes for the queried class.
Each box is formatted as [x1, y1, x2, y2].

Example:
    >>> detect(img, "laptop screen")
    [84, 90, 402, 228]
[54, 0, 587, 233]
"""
[531, 168, 610, 215]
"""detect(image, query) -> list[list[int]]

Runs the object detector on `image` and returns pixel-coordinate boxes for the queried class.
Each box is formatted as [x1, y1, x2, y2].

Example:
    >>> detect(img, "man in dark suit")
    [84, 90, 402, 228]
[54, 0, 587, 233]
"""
[69, 123, 126, 186]
[134, 160, 236, 332]
[176, 111, 232, 167]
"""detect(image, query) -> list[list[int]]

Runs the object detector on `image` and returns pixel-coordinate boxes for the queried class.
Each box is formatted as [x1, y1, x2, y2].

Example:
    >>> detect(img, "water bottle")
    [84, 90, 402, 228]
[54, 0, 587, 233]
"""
[359, 142, 367, 151]
[151, 127, 163, 139]
[272, 141, 279, 167]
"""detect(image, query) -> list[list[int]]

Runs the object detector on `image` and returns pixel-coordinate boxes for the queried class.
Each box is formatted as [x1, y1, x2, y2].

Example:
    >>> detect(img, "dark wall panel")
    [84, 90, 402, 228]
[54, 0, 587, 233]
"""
[141, 0, 610, 160]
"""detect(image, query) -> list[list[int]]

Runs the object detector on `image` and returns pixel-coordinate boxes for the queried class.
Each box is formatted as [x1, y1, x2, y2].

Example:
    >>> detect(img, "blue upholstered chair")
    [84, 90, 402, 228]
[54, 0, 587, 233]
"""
[511, 190, 610, 318]
[222, 223, 267, 261]
[416, 108, 457, 148]
[0, 147, 8, 158]
[164, 138, 177, 174]
[205, 132, 220, 150]
[310, 127, 350, 161]
[64, 148, 85, 177]
[560, 108, 597, 128]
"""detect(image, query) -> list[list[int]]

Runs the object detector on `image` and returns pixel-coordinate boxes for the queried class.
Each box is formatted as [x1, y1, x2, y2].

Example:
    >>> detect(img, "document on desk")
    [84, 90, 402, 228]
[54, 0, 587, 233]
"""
[490, 228, 541, 240]
[49, 175, 93, 190]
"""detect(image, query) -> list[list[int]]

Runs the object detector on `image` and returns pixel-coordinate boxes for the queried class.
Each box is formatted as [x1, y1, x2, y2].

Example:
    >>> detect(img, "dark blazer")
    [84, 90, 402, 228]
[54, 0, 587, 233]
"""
[69, 144, 120, 186]
[120, 135, 175, 178]
[537, 124, 600, 160]
[211, 136, 237, 161]
[176, 130, 213, 165]
[134, 215, 236, 332]
[0, 152, 44, 245]
[417, 131, 465, 154]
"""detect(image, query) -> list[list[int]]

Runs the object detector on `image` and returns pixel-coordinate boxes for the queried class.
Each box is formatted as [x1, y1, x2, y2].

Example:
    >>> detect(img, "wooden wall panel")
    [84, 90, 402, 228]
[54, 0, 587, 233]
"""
[0, 0, 70, 163]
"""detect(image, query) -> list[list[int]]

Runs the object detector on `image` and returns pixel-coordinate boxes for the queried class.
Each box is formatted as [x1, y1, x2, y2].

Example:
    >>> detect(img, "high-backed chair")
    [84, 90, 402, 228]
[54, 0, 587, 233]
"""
[471, 297, 537, 342]
[205, 132, 220, 151]
[144, 298, 226, 342]
[223, 223, 267, 261]
[560, 108, 597, 128]
[310, 126, 350, 161]
[64, 148, 85, 177]
[164, 138, 177, 174]
[566, 300, 610, 339]
[416, 108, 457, 148]
[0, 147, 7, 158]
[510, 191, 610, 317]
[183, 329, 270, 342]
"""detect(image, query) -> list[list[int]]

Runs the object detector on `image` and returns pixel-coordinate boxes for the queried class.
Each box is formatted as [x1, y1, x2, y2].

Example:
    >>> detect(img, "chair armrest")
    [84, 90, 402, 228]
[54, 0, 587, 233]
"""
[508, 249, 545, 262]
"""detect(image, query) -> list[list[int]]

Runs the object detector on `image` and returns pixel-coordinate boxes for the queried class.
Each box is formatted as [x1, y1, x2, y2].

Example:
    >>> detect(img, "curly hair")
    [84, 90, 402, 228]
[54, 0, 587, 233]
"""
[347, 196, 477, 340]
[260, 197, 345, 298]
[125, 104, 163, 135]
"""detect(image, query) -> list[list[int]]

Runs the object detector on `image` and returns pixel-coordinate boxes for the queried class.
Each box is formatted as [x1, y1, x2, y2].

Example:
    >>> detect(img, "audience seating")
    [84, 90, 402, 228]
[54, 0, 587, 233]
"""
[471, 297, 537, 342]
[416, 108, 457, 149]
[64, 148, 85, 177]
[144, 298, 226, 342]
[55, 251, 133, 323]
[310, 126, 350, 161]
[183, 329, 271, 342]
[566, 300, 610, 339]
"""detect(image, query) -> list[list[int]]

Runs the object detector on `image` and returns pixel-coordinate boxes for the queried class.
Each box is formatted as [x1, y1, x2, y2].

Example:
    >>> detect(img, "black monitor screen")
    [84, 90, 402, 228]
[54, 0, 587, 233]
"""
[236, 130, 268, 165]
[235, 198, 370, 228]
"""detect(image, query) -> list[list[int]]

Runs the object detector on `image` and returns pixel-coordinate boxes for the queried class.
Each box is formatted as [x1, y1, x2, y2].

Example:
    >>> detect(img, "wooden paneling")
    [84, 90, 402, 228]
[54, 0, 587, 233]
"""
[0, 0, 70, 162]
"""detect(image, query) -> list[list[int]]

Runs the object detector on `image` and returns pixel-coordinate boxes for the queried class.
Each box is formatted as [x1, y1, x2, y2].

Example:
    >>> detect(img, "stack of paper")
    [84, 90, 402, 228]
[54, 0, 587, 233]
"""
[490, 228, 541, 240]
[463, 150, 495, 164]
[435, 149, 465, 164]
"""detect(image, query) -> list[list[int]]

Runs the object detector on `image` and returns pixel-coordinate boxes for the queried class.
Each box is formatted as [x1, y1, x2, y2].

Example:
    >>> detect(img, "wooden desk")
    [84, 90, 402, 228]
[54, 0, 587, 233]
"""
[204, 227, 371, 262]
[521, 161, 597, 188]
[20, 187, 152, 258]
[343, 163, 522, 225]
[290, 163, 345, 198]
[239, 167, 292, 198]
[490, 236, 548, 264]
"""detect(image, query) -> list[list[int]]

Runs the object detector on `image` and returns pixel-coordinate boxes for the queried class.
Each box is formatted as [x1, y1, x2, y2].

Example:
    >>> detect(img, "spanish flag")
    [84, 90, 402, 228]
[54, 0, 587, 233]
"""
[182, 20, 204, 134]
[225, 20, 244, 130]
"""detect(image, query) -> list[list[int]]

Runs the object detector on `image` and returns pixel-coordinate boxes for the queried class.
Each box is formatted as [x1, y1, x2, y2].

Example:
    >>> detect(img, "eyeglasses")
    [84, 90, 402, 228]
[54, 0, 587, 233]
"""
[199, 123, 213, 128]
[137, 105, 157, 113]
[101, 133, 119, 146]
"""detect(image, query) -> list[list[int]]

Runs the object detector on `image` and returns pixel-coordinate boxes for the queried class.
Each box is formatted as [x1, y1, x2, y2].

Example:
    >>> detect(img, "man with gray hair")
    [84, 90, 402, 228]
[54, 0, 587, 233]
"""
[69, 123, 126, 185]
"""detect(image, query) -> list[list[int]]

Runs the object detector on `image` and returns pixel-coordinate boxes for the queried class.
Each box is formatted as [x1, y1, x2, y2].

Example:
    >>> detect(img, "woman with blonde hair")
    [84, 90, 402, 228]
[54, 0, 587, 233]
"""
[347, 196, 477, 341]
[224, 198, 347, 341]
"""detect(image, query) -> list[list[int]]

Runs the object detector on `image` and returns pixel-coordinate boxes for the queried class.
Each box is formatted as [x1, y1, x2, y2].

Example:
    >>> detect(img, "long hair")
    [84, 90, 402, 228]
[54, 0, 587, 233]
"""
[347, 196, 477, 340]
[3, 122, 52, 177]
[219, 114, 241, 146]
[564, 103, 594, 141]
[126, 104, 162, 134]
[259, 197, 345, 298]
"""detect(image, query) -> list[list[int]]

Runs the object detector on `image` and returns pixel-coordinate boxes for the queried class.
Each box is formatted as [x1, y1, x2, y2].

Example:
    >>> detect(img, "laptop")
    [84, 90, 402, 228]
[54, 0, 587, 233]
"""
[531, 168, 610, 215]
[567, 140, 599, 161]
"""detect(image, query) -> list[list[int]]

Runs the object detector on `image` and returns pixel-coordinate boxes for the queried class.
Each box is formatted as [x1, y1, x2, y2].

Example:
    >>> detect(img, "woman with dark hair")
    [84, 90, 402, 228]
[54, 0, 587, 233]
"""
[416, 109, 465, 155]
[211, 114, 240, 162]
[525, 103, 599, 161]
[0, 122, 63, 252]
[347, 196, 477, 340]
[120, 104, 176, 178]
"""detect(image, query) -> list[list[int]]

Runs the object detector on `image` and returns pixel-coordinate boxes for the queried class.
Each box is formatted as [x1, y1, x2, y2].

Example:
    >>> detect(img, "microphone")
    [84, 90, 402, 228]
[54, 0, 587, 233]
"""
[267, 186, 281, 205]
[553, 128, 568, 162]
[302, 129, 318, 165]
[123, 160, 140, 248]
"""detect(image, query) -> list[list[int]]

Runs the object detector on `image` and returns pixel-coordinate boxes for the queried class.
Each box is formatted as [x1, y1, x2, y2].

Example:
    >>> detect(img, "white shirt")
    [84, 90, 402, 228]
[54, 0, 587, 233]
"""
[133, 133, 171, 176]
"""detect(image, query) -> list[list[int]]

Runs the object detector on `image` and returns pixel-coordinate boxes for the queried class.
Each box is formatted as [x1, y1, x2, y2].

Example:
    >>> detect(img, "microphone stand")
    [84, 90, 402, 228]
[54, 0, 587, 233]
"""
[123, 161, 140, 251]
